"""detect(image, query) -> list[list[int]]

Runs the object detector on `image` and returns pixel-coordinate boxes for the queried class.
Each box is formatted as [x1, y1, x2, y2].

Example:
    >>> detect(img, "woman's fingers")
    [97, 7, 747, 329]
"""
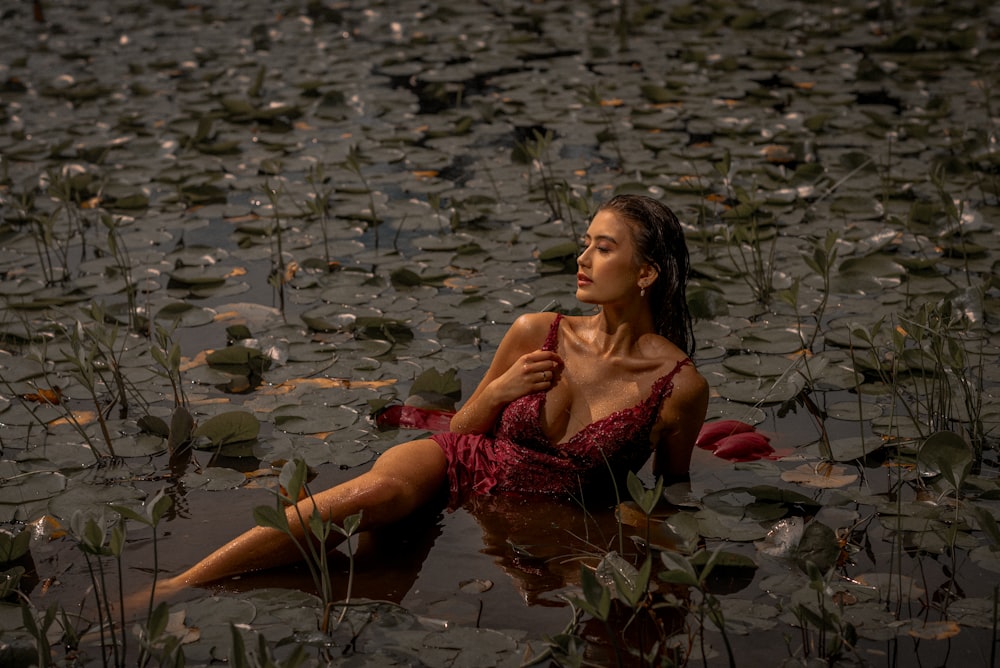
[521, 351, 561, 387]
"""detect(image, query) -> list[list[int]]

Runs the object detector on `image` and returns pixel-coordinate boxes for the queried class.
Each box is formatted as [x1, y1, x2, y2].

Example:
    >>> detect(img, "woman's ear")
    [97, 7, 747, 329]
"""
[638, 263, 659, 289]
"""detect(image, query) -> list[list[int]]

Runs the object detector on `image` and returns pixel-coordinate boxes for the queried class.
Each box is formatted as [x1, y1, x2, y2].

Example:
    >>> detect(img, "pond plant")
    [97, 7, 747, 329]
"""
[2, 0, 1000, 666]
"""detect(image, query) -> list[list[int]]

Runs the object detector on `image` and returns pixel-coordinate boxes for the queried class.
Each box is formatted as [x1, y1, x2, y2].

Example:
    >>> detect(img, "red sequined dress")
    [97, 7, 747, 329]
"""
[431, 314, 691, 508]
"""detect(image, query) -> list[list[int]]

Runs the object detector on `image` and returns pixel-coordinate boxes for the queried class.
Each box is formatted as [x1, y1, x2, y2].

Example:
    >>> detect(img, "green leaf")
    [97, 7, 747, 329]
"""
[138, 414, 170, 438]
[409, 367, 463, 405]
[278, 458, 308, 502]
[168, 406, 194, 452]
[917, 431, 973, 494]
[689, 550, 758, 571]
[659, 549, 699, 586]
[0, 528, 31, 563]
[149, 489, 173, 525]
[206, 345, 271, 370]
[600, 552, 645, 608]
[230, 623, 248, 668]
[307, 509, 330, 541]
[747, 485, 822, 511]
[341, 511, 363, 537]
[110, 524, 125, 557]
[969, 504, 1000, 547]
[253, 504, 289, 532]
[578, 567, 610, 621]
[0, 566, 25, 598]
[794, 521, 840, 574]
[111, 503, 148, 525]
[627, 471, 660, 515]
[83, 517, 106, 553]
[193, 411, 260, 446]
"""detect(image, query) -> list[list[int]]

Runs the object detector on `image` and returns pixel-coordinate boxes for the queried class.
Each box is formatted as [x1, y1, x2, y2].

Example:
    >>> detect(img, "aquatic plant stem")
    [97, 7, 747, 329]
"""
[991, 584, 998, 668]
[264, 181, 288, 321]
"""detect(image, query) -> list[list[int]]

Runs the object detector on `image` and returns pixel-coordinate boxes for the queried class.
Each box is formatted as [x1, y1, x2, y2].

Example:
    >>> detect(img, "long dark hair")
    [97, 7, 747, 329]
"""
[597, 194, 696, 357]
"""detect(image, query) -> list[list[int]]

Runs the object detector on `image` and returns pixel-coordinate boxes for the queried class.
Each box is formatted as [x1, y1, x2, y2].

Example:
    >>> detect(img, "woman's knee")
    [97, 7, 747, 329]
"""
[371, 441, 446, 507]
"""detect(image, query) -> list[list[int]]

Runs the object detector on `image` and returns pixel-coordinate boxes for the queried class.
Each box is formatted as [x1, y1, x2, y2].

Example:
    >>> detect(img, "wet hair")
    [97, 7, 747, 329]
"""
[597, 194, 696, 357]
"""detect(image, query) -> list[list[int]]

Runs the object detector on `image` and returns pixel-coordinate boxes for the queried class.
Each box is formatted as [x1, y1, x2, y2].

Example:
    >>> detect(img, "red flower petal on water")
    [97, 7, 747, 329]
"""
[374, 405, 455, 432]
[712, 432, 774, 462]
[695, 419, 756, 450]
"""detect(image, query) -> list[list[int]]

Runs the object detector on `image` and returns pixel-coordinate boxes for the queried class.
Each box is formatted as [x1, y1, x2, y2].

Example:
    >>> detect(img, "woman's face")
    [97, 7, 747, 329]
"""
[575, 210, 648, 305]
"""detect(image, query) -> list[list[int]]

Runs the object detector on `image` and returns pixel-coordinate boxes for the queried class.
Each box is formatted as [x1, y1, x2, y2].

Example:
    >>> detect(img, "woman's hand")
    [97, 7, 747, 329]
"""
[488, 350, 562, 404]
[448, 312, 563, 435]
[449, 349, 562, 435]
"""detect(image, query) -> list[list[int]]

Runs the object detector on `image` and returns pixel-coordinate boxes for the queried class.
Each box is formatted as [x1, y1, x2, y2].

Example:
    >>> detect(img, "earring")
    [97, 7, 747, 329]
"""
[640, 285, 646, 297]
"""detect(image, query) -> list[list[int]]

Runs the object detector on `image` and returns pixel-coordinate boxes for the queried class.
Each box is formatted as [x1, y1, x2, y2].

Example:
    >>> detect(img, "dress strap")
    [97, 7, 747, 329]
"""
[650, 358, 692, 400]
[541, 313, 563, 352]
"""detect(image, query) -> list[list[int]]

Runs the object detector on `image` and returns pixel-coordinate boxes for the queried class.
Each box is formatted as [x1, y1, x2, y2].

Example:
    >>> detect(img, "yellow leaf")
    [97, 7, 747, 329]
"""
[907, 620, 960, 640]
[49, 410, 97, 427]
[780, 462, 858, 489]
[21, 386, 63, 405]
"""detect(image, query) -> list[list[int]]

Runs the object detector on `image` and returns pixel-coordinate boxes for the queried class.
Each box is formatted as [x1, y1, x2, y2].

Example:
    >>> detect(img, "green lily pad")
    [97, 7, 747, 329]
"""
[715, 373, 806, 405]
[155, 302, 216, 327]
[181, 467, 248, 492]
[722, 353, 800, 377]
[694, 508, 770, 542]
[827, 401, 883, 421]
[0, 472, 67, 507]
[193, 411, 260, 446]
[272, 404, 358, 435]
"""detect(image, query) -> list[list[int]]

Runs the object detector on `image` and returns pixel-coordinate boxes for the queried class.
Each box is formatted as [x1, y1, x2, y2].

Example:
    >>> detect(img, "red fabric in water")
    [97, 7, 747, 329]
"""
[375, 409, 774, 462]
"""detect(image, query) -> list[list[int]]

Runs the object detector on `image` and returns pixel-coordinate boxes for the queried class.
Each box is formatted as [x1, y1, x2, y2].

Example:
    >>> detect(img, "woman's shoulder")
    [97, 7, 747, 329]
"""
[507, 311, 562, 340]
[643, 335, 707, 396]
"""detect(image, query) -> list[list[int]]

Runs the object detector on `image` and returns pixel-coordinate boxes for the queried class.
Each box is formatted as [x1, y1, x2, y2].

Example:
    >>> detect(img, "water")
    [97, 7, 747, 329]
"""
[2, 0, 999, 665]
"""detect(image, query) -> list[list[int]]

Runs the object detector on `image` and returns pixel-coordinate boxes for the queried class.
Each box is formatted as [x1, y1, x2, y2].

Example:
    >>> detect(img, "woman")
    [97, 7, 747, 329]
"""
[163, 194, 709, 589]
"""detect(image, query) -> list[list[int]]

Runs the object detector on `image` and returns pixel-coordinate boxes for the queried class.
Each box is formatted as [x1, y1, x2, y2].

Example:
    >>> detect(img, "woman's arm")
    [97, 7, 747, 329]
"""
[448, 312, 563, 435]
[652, 365, 709, 479]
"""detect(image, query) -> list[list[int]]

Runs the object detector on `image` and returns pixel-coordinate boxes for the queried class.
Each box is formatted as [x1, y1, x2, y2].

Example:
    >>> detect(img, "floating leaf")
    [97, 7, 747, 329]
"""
[193, 411, 260, 446]
[19, 387, 63, 405]
[781, 463, 858, 489]
[825, 436, 883, 462]
[793, 521, 840, 573]
[904, 620, 961, 640]
[0, 472, 67, 506]
[181, 467, 248, 492]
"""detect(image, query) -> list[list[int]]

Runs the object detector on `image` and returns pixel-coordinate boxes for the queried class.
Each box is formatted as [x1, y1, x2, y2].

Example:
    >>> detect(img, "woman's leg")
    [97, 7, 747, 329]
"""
[164, 438, 448, 589]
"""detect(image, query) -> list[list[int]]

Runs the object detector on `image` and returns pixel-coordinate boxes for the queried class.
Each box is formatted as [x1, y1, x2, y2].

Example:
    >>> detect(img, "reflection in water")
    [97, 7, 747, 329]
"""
[467, 493, 623, 606]
[194, 487, 689, 614]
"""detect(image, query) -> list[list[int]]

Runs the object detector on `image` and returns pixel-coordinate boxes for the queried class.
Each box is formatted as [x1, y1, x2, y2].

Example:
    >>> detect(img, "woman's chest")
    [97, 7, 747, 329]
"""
[540, 363, 657, 444]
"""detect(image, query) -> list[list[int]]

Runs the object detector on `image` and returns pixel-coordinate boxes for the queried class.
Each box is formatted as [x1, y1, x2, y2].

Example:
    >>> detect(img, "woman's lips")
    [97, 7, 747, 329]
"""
[576, 273, 592, 287]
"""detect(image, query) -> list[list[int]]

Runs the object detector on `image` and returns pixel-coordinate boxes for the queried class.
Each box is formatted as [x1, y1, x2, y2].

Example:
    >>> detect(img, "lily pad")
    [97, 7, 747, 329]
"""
[193, 411, 261, 446]
[272, 404, 359, 435]
[780, 463, 858, 489]
[180, 467, 248, 492]
[155, 302, 216, 328]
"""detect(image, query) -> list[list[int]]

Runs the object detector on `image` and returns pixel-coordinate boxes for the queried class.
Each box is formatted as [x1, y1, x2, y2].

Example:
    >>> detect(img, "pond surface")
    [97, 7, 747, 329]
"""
[2, 0, 1000, 665]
